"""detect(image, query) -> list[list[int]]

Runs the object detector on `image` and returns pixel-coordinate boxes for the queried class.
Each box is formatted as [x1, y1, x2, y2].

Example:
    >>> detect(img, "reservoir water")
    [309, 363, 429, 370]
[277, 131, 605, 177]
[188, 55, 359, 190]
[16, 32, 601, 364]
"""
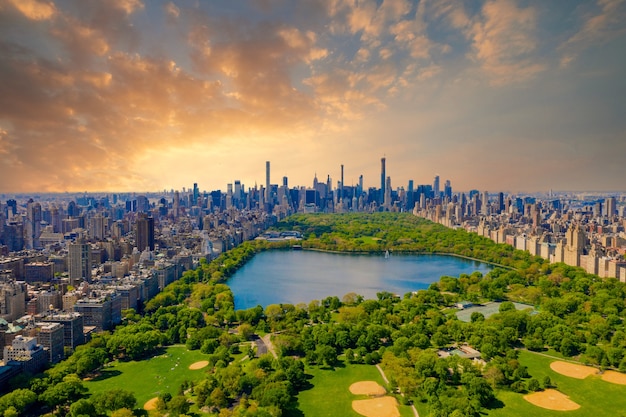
[228, 250, 493, 309]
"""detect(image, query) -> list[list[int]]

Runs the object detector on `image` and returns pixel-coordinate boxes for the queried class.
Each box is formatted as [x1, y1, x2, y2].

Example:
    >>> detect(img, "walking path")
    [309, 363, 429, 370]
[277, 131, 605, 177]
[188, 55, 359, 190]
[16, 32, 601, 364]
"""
[376, 364, 419, 417]
[260, 334, 278, 358]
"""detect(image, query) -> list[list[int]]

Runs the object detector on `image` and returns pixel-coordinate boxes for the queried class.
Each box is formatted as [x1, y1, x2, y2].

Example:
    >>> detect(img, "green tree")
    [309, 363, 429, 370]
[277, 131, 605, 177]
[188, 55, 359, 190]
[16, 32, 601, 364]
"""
[0, 389, 37, 414]
[111, 408, 135, 417]
[69, 399, 96, 417]
[92, 389, 136, 414]
[168, 395, 190, 416]
[527, 378, 541, 392]
[542, 376, 553, 389]
[39, 376, 87, 408]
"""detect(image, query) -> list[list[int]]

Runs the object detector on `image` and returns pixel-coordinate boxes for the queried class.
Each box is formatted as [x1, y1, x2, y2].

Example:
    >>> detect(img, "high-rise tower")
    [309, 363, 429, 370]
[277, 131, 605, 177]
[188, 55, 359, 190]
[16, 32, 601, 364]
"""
[380, 157, 386, 203]
[606, 197, 616, 217]
[265, 161, 270, 205]
[340, 164, 344, 202]
[433, 175, 440, 198]
[136, 213, 155, 252]
[25, 199, 42, 250]
[69, 242, 91, 285]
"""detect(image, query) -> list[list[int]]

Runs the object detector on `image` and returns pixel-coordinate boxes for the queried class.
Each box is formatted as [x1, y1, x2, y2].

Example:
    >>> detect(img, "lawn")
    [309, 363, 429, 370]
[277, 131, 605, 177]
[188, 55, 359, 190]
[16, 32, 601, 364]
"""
[485, 350, 626, 417]
[86, 345, 211, 407]
[293, 359, 414, 417]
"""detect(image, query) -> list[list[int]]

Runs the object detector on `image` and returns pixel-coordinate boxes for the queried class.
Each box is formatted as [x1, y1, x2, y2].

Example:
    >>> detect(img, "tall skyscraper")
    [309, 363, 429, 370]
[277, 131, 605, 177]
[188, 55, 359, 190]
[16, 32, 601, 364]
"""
[173, 191, 180, 218]
[384, 176, 392, 208]
[358, 175, 363, 197]
[69, 242, 91, 285]
[482, 191, 489, 215]
[340, 164, 344, 202]
[433, 175, 440, 198]
[136, 213, 155, 252]
[605, 197, 616, 217]
[89, 214, 106, 240]
[25, 199, 42, 249]
[265, 161, 270, 205]
[193, 183, 199, 205]
[380, 157, 386, 203]
[444, 180, 452, 199]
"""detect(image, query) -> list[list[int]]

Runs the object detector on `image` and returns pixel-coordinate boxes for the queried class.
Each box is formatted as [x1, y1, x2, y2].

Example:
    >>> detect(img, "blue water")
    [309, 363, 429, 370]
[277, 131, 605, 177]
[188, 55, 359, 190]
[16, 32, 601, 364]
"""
[228, 250, 493, 309]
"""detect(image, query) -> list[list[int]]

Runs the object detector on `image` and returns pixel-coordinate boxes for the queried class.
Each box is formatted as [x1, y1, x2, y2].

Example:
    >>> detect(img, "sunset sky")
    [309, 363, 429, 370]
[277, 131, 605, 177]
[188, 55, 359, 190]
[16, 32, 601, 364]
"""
[1, 0, 625, 194]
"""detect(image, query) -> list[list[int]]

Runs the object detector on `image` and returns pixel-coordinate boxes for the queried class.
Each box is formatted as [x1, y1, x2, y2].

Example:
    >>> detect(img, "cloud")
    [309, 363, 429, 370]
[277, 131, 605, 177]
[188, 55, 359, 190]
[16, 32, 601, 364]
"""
[3, 0, 57, 20]
[466, 0, 545, 85]
[164, 1, 179, 19]
[0, 0, 624, 192]
[560, 0, 626, 67]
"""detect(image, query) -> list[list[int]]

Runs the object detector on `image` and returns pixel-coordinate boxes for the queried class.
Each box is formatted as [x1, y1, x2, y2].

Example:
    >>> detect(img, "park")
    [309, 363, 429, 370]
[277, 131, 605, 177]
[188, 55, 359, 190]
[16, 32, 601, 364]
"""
[2, 213, 626, 417]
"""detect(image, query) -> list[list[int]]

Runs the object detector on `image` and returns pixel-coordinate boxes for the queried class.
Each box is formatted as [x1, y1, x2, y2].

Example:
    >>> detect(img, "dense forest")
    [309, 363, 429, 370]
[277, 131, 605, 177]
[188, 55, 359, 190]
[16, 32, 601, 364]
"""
[2, 213, 625, 417]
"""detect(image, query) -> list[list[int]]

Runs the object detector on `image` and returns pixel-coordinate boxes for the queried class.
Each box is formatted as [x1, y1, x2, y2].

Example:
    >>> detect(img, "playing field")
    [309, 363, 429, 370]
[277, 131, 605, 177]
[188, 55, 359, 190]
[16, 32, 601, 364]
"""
[294, 359, 413, 417]
[86, 345, 211, 406]
[485, 350, 626, 417]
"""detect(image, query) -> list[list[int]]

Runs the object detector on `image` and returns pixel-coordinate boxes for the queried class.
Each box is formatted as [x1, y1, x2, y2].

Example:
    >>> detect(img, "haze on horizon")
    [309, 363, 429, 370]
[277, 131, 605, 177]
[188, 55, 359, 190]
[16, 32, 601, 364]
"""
[0, 0, 625, 194]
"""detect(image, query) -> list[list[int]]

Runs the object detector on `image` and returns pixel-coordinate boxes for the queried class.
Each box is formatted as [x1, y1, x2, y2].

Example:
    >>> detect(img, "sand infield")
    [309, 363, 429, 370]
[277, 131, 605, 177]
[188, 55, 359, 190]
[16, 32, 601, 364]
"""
[601, 370, 626, 385]
[144, 397, 158, 410]
[352, 396, 400, 417]
[524, 389, 580, 411]
[349, 381, 387, 396]
[550, 361, 597, 379]
[350, 381, 399, 417]
[189, 360, 209, 370]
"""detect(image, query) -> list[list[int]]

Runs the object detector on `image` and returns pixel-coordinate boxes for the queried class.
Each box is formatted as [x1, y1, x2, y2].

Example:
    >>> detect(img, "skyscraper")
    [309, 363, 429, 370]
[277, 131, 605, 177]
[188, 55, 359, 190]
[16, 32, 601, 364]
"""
[482, 191, 489, 215]
[193, 183, 199, 205]
[69, 242, 91, 285]
[433, 175, 440, 198]
[380, 157, 386, 204]
[136, 213, 155, 252]
[265, 161, 270, 206]
[605, 197, 616, 217]
[340, 164, 344, 202]
[444, 180, 452, 199]
[173, 191, 180, 218]
[25, 199, 42, 249]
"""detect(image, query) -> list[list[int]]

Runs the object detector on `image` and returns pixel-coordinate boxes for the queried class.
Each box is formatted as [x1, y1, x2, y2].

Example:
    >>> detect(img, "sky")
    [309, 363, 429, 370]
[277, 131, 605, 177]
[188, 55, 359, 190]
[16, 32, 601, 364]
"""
[0, 0, 625, 194]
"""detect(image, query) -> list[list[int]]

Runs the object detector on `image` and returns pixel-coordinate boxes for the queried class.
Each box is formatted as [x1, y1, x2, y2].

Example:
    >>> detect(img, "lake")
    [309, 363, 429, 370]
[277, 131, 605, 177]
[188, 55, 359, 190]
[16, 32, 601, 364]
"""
[228, 250, 493, 309]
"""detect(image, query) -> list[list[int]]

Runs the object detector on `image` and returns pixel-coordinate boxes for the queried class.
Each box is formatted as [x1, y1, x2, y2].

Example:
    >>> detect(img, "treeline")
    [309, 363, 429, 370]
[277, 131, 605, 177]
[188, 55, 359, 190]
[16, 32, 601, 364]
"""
[3, 213, 626, 417]
[274, 212, 533, 268]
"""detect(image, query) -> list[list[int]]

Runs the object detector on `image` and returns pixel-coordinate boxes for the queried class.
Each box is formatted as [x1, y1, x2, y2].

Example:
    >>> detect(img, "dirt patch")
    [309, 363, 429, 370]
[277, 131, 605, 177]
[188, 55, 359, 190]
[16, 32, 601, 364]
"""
[550, 361, 597, 379]
[602, 370, 626, 385]
[189, 360, 209, 370]
[349, 381, 387, 396]
[144, 397, 159, 410]
[352, 396, 400, 417]
[524, 389, 580, 411]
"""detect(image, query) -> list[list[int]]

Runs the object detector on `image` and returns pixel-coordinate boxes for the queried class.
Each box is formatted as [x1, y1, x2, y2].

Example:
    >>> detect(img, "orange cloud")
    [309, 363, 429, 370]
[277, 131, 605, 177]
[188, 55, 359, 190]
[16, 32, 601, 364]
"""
[467, 0, 545, 85]
[4, 0, 56, 20]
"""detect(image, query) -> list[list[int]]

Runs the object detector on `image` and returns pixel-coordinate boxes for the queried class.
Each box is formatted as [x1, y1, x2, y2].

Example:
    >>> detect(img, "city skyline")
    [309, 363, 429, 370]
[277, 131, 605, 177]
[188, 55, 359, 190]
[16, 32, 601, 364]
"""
[1, 0, 625, 193]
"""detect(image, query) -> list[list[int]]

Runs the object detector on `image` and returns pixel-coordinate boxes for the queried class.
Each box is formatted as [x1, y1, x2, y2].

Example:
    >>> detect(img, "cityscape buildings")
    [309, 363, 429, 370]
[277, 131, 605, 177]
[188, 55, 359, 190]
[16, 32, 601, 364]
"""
[0, 157, 624, 379]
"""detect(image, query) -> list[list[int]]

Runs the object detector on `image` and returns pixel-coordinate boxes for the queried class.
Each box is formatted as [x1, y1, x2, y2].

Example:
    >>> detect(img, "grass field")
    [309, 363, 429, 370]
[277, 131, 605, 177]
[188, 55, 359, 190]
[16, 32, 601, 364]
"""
[485, 350, 626, 417]
[293, 359, 414, 417]
[86, 345, 211, 407]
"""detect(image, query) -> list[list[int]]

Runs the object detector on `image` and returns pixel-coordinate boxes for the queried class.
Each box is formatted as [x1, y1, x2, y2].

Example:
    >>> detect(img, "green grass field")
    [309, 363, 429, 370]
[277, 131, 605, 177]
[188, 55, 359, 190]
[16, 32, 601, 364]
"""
[485, 350, 626, 417]
[293, 359, 413, 417]
[86, 345, 211, 407]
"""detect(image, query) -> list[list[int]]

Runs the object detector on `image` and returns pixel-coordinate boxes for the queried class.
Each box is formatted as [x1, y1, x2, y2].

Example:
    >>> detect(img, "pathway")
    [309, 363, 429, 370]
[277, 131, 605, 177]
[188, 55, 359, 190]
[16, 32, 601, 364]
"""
[260, 334, 278, 358]
[376, 364, 419, 417]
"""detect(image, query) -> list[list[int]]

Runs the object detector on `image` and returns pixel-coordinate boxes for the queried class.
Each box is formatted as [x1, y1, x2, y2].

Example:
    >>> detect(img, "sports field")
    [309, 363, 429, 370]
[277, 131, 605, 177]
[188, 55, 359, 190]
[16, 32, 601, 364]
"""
[485, 350, 626, 417]
[86, 345, 211, 407]
[294, 359, 414, 417]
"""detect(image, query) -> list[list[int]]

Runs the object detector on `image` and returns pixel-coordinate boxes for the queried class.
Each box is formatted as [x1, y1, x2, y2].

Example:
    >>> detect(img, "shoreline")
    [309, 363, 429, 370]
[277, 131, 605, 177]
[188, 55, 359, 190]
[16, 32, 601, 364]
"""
[300, 246, 514, 271]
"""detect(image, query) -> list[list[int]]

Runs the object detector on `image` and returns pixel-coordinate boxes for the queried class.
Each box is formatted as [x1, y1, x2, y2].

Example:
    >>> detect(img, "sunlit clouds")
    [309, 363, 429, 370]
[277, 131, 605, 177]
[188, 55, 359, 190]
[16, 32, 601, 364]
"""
[0, 0, 625, 193]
